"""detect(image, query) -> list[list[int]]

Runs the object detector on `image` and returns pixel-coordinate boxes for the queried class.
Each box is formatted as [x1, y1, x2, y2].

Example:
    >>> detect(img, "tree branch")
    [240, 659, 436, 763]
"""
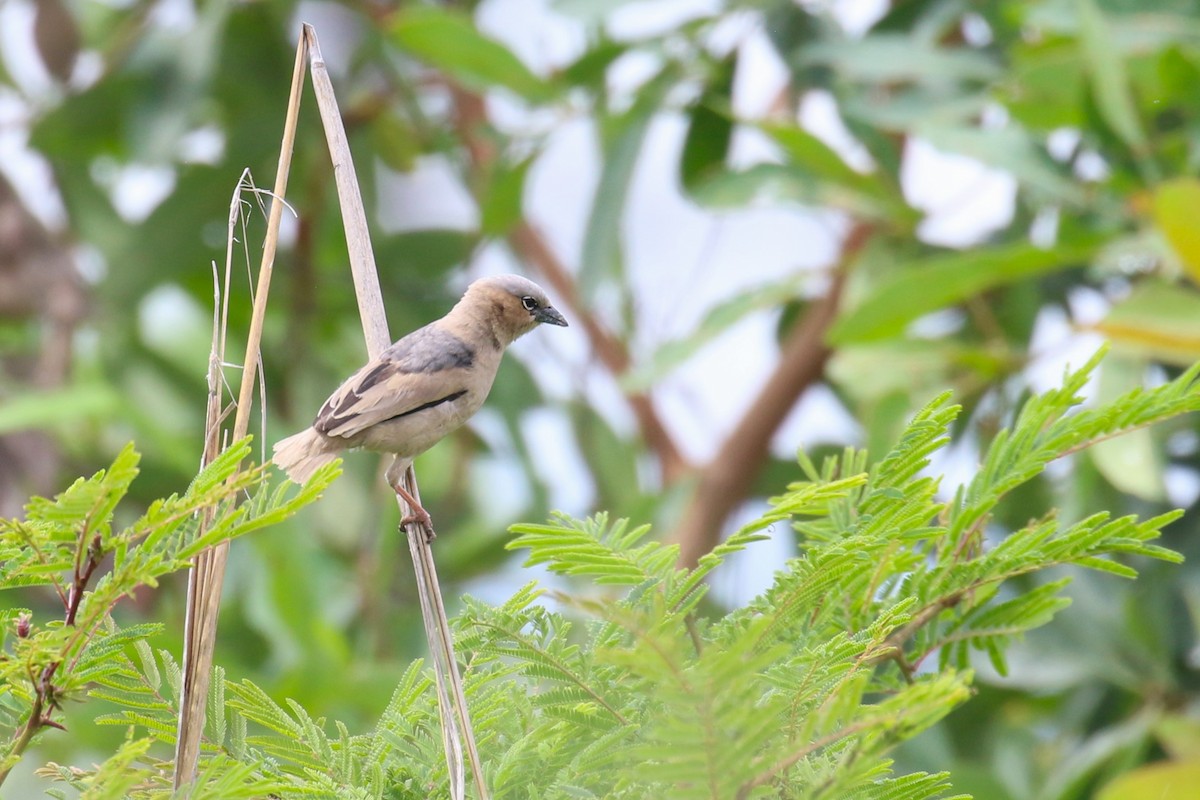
[672, 222, 873, 568]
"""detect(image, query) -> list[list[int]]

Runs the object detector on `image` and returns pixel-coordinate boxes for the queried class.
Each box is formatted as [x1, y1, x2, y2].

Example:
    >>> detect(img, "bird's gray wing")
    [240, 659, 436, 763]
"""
[313, 324, 476, 441]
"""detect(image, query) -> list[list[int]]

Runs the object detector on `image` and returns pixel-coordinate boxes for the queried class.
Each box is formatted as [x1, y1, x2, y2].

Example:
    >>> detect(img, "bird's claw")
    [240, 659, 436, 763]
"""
[400, 509, 436, 542]
[390, 480, 436, 542]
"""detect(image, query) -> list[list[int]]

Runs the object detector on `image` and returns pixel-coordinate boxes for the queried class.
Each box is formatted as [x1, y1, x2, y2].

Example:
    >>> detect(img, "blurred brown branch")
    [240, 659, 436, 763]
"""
[0, 173, 85, 518]
[671, 222, 871, 568]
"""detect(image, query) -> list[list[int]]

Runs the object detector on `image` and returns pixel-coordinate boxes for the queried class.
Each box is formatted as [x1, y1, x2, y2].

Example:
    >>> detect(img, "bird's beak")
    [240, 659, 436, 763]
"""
[535, 306, 568, 327]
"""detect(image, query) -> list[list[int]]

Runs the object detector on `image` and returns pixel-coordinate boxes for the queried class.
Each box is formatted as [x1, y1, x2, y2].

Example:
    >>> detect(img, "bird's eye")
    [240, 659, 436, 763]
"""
[521, 296, 538, 311]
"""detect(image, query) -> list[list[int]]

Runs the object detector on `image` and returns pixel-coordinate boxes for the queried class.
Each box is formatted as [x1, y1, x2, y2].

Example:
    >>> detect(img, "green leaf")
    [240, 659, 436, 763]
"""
[680, 101, 732, 193]
[829, 239, 1101, 344]
[480, 155, 534, 236]
[559, 39, 626, 87]
[1074, 556, 1139, 579]
[765, 123, 879, 193]
[1076, 0, 1149, 156]
[845, 85, 989, 132]
[1096, 761, 1200, 800]
[947, 348, 1196, 564]
[1004, 40, 1086, 129]
[75, 735, 155, 799]
[1158, 46, 1200, 111]
[371, 113, 423, 173]
[1154, 178, 1200, 284]
[392, 7, 551, 102]
[758, 122, 913, 219]
[1089, 355, 1165, 502]
[508, 512, 675, 586]
[374, 229, 478, 280]
[829, 340, 1003, 408]
[0, 380, 121, 434]
[1095, 279, 1200, 365]
[688, 164, 880, 219]
[799, 34, 1000, 83]
[679, 56, 734, 193]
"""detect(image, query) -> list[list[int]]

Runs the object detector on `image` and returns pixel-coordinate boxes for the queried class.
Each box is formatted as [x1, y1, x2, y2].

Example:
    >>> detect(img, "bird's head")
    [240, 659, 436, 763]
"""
[460, 274, 568, 346]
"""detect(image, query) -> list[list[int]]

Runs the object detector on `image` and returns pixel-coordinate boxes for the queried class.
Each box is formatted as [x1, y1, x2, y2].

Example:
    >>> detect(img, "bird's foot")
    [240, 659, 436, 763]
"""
[400, 507, 435, 541]
[391, 481, 436, 542]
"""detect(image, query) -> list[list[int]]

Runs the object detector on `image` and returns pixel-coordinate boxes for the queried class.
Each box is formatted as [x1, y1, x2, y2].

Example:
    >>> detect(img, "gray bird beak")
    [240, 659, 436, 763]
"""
[535, 306, 568, 327]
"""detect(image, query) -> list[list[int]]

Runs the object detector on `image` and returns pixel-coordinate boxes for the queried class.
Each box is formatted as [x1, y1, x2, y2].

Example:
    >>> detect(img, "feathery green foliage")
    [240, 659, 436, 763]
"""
[0, 438, 337, 789]
[4, 353, 1196, 797]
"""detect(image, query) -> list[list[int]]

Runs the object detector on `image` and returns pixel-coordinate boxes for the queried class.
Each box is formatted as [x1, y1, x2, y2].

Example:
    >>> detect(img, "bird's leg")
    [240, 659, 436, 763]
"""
[386, 461, 435, 541]
[393, 481, 434, 537]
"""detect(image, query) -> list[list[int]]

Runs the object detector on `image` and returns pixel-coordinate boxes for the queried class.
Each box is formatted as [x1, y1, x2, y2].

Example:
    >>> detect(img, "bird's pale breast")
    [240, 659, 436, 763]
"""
[356, 384, 484, 458]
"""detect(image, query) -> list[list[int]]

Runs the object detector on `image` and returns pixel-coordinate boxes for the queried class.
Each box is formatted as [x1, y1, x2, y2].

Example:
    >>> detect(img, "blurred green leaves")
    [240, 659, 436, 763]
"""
[679, 56, 734, 194]
[1153, 178, 1200, 283]
[799, 34, 1000, 84]
[479, 156, 534, 237]
[0, 381, 121, 435]
[1096, 280, 1200, 364]
[830, 239, 1099, 344]
[1097, 762, 1200, 800]
[392, 7, 551, 103]
[5, 0, 1200, 795]
[1076, 0, 1149, 160]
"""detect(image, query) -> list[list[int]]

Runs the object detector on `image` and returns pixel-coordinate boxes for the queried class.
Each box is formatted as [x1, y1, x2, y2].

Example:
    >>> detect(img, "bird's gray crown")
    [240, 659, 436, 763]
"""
[469, 273, 550, 305]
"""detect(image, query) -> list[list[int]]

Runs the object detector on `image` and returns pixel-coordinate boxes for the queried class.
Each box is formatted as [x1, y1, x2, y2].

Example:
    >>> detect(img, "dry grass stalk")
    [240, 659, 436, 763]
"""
[174, 24, 487, 800]
[174, 32, 309, 791]
[304, 24, 486, 800]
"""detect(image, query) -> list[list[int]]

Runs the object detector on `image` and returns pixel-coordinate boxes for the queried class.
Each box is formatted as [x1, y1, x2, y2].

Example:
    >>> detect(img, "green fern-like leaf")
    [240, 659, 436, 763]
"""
[508, 512, 674, 585]
[27, 349, 1196, 800]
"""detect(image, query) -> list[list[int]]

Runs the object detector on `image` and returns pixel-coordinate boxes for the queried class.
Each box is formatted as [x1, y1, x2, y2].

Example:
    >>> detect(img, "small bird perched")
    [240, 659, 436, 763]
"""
[273, 273, 567, 527]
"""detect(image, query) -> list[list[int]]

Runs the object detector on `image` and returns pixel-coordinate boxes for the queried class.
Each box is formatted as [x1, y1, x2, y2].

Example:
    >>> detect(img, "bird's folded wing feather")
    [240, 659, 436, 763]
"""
[313, 325, 476, 440]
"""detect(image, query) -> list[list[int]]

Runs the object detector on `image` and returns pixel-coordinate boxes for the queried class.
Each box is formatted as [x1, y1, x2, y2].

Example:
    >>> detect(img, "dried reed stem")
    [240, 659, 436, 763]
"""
[305, 23, 486, 800]
[174, 31, 308, 792]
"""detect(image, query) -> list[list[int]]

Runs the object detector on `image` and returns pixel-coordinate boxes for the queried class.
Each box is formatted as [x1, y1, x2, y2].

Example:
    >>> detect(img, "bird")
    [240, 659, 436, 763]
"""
[272, 273, 567, 529]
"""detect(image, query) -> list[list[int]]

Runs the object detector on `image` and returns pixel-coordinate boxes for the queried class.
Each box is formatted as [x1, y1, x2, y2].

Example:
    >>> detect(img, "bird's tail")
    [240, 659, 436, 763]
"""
[272, 428, 340, 484]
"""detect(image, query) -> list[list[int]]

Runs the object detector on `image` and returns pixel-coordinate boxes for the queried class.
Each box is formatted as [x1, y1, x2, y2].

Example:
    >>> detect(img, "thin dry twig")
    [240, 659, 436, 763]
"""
[174, 32, 308, 793]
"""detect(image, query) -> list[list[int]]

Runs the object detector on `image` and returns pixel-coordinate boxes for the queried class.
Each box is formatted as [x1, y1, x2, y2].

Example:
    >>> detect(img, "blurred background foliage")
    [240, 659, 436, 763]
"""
[3, 0, 1200, 797]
